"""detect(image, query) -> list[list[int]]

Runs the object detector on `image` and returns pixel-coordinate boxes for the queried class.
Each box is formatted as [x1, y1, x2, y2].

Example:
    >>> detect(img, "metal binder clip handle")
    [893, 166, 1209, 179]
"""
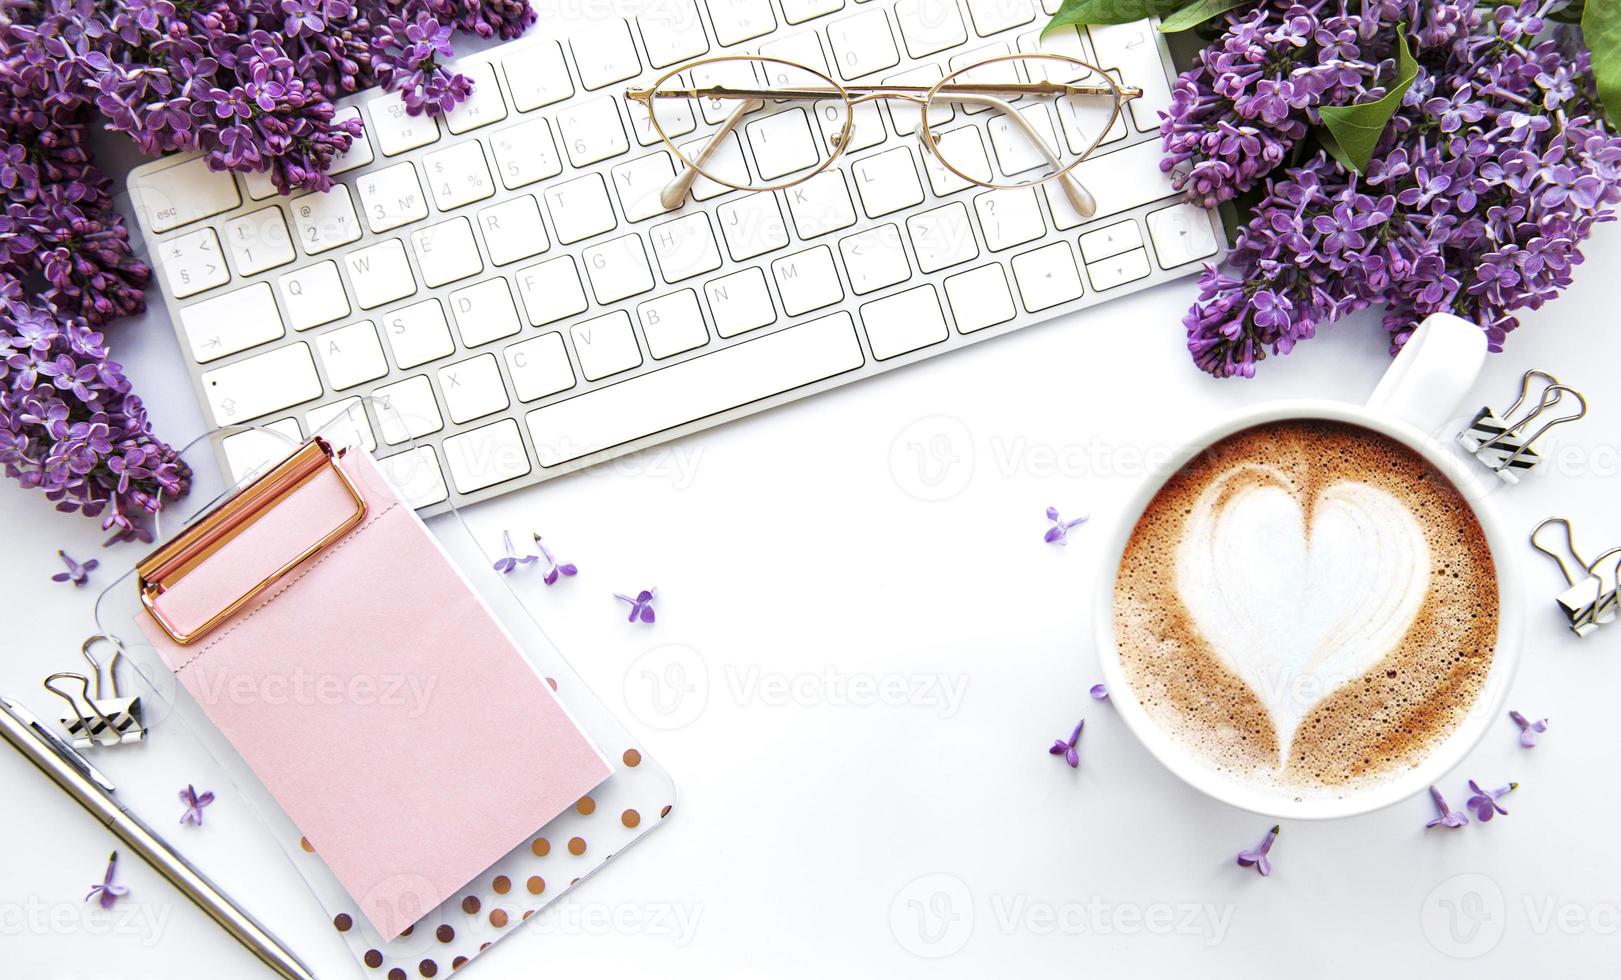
[43, 673, 121, 749]
[1586, 547, 1621, 627]
[1460, 372, 1588, 483]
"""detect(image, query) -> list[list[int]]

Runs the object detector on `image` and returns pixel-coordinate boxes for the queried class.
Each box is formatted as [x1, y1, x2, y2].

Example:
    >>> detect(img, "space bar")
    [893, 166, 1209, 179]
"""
[525, 312, 865, 466]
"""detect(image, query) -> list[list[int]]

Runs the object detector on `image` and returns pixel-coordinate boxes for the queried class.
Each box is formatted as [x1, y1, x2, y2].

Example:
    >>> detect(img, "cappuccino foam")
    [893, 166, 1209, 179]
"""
[1113, 420, 1497, 797]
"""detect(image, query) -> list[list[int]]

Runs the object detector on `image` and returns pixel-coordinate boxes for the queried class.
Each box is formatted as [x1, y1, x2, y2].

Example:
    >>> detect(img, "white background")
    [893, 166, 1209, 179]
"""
[6, 45, 1621, 980]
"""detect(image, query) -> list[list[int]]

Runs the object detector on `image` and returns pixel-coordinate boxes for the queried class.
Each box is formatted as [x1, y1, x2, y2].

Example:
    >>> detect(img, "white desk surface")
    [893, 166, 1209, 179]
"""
[5, 77, 1621, 980]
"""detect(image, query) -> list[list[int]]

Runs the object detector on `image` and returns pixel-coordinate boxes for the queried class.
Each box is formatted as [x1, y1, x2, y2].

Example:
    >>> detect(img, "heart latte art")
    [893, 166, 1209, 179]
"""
[1114, 421, 1498, 797]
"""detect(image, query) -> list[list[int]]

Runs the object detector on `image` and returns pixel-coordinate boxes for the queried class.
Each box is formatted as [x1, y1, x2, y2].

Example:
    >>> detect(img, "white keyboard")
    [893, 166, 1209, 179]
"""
[126, 0, 1222, 511]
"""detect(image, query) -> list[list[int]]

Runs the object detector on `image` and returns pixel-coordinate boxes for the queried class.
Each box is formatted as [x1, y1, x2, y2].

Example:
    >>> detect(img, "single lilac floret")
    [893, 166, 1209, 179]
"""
[1425, 785, 1468, 829]
[1465, 779, 1518, 822]
[492, 530, 538, 575]
[532, 533, 577, 586]
[1236, 825, 1280, 876]
[179, 784, 215, 826]
[51, 549, 98, 586]
[1048, 718, 1083, 768]
[1509, 710, 1548, 748]
[1044, 506, 1088, 545]
[615, 589, 657, 624]
[85, 852, 128, 909]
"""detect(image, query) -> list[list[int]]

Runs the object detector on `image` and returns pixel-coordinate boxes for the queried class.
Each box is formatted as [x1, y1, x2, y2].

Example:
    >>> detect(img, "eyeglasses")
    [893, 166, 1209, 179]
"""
[624, 53, 1141, 218]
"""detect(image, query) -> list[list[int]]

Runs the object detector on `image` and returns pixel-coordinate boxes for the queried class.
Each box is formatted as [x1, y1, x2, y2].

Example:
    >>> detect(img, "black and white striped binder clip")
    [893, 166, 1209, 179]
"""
[1530, 518, 1620, 637]
[1458, 370, 1587, 483]
[42, 634, 145, 748]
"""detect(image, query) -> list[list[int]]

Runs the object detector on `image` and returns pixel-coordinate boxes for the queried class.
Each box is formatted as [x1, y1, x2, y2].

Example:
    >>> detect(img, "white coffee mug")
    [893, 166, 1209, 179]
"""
[1094, 313, 1524, 820]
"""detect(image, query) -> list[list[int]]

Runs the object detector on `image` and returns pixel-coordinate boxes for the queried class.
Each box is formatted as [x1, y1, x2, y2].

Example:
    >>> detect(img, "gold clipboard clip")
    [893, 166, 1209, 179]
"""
[137, 438, 367, 646]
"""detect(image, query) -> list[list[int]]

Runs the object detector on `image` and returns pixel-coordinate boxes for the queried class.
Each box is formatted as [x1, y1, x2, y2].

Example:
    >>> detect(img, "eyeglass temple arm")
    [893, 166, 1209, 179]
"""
[660, 98, 763, 210]
[945, 93, 1095, 219]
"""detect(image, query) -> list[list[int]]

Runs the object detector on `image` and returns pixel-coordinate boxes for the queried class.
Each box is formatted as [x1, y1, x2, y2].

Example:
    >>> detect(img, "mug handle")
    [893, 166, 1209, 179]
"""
[1365, 313, 1488, 433]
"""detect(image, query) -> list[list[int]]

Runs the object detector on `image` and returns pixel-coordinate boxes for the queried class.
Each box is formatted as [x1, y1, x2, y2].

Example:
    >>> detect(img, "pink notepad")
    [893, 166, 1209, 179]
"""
[136, 448, 610, 939]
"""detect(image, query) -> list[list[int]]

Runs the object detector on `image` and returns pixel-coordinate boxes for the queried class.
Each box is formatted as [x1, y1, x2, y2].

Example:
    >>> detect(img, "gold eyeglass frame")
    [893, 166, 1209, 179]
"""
[625, 52, 1142, 217]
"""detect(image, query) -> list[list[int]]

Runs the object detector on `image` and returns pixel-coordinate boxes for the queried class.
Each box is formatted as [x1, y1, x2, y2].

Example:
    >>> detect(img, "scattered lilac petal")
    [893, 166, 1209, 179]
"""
[1047, 718, 1083, 768]
[615, 588, 656, 624]
[85, 852, 128, 909]
[50, 550, 98, 586]
[1236, 825, 1279, 877]
[1425, 785, 1468, 829]
[1044, 507, 1088, 545]
[1466, 779, 1517, 822]
[533, 534, 578, 587]
[1509, 710, 1548, 748]
[178, 784, 215, 826]
[1089, 683, 1109, 701]
[492, 530, 538, 575]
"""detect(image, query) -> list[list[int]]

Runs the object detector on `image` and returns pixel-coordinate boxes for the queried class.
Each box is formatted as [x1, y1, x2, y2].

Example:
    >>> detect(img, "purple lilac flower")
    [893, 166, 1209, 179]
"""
[1465, 779, 1517, 822]
[178, 784, 215, 826]
[1236, 825, 1280, 877]
[532, 533, 577, 586]
[492, 530, 537, 574]
[1509, 710, 1548, 748]
[51, 549, 99, 586]
[1424, 785, 1468, 829]
[615, 589, 657, 624]
[1044, 506, 1087, 544]
[85, 852, 128, 909]
[1048, 718, 1083, 768]
[1162, 0, 1621, 378]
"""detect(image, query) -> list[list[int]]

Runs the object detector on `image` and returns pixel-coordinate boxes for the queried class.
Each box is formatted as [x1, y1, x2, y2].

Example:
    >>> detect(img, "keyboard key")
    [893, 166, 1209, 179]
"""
[758, 30, 832, 78]
[649, 213, 723, 283]
[412, 217, 484, 288]
[449, 278, 523, 347]
[159, 228, 228, 298]
[491, 118, 564, 190]
[1046, 138, 1177, 226]
[477, 195, 550, 266]
[781, 0, 843, 24]
[315, 320, 389, 390]
[637, 290, 710, 358]
[503, 41, 574, 111]
[827, 7, 900, 79]
[443, 418, 531, 494]
[746, 107, 822, 181]
[557, 97, 630, 167]
[944, 263, 1016, 332]
[180, 282, 285, 363]
[279, 261, 350, 331]
[222, 207, 295, 276]
[222, 417, 303, 483]
[883, 64, 945, 136]
[921, 126, 992, 195]
[851, 146, 925, 218]
[675, 132, 750, 200]
[516, 256, 590, 325]
[202, 343, 322, 425]
[544, 173, 618, 244]
[718, 194, 790, 260]
[438, 353, 511, 423]
[381, 299, 455, 369]
[637, 0, 711, 67]
[357, 162, 429, 233]
[690, 59, 762, 125]
[627, 94, 694, 147]
[784, 171, 856, 238]
[290, 186, 361, 254]
[504, 332, 577, 402]
[137, 156, 240, 232]
[860, 284, 948, 359]
[242, 169, 278, 202]
[1018, 25, 1093, 71]
[368, 94, 440, 155]
[816, 97, 885, 152]
[525, 312, 864, 466]
[374, 375, 444, 443]
[571, 19, 642, 90]
[708, 0, 777, 45]
[988, 104, 1064, 179]
[966, 0, 1034, 36]
[611, 152, 679, 222]
[345, 239, 416, 309]
[1011, 240, 1083, 311]
[423, 141, 495, 210]
[1146, 202, 1220, 267]
[376, 447, 449, 508]
[1086, 246, 1151, 290]
[571, 310, 644, 381]
[1088, 21, 1172, 131]
[328, 106, 374, 174]
[306, 397, 376, 452]
[445, 62, 508, 134]
[772, 245, 844, 315]
[838, 224, 911, 295]
[704, 266, 777, 338]
[583, 234, 656, 304]
[894, 0, 966, 56]
[975, 186, 1046, 251]
[907, 202, 979, 273]
[1057, 77, 1128, 153]
[1079, 218, 1143, 263]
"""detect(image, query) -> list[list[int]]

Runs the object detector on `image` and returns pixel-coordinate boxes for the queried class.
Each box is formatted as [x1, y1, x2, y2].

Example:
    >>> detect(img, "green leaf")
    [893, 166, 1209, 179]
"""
[1158, 0, 1250, 32]
[1041, 0, 1189, 36]
[1584, 0, 1621, 124]
[1315, 27, 1418, 173]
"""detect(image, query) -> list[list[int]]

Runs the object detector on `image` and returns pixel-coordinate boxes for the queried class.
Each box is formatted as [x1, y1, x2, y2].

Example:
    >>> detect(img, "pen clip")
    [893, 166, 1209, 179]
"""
[0, 696, 117, 794]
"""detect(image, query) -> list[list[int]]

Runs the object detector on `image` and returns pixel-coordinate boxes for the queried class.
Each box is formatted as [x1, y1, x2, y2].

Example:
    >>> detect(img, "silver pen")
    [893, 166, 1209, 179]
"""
[0, 695, 318, 980]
